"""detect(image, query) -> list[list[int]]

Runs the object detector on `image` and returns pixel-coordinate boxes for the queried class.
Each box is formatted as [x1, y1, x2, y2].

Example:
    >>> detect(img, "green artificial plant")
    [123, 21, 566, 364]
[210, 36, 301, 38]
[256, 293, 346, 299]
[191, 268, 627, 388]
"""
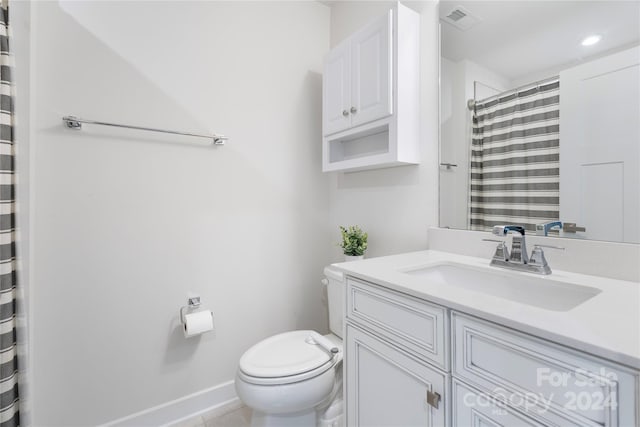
[339, 225, 368, 256]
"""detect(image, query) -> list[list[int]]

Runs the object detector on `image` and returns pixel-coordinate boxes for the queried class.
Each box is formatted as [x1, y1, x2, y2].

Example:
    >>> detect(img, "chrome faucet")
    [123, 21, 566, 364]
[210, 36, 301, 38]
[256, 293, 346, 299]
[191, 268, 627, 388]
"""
[493, 225, 529, 264]
[536, 221, 562, 236]
[484, 225, 564, 275]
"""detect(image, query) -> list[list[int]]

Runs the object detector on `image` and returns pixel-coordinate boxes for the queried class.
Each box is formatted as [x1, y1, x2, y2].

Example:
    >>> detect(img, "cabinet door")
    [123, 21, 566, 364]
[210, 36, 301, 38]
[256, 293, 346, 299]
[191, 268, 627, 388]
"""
[350, 10, 393, 128]
[323, 40, 351, 136]
[346, 324, 447, 427]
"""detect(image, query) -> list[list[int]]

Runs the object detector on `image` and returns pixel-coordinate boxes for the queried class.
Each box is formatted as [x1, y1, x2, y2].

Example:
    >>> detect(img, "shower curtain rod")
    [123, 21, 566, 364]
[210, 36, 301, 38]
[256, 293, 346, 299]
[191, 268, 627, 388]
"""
[62, 115, 228, 145]
[467, 75, 559, 111]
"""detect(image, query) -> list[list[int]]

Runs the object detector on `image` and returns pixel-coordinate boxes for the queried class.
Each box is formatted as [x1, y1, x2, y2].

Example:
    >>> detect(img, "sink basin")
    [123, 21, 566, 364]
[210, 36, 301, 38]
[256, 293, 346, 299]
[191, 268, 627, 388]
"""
[403, 263, 601, 311]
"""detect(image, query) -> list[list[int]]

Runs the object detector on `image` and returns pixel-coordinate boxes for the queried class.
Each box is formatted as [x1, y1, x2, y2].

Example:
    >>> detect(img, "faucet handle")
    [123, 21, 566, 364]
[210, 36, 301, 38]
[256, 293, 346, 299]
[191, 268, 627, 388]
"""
[528, 247, 550, 274]
[533, 244, 565, 251]
[483, 238, 509, 262]
[492, 226, 506, 236]
[529, 245, 564, 274]
[493, 225, 526, 236]
[536, 221, 563, 236]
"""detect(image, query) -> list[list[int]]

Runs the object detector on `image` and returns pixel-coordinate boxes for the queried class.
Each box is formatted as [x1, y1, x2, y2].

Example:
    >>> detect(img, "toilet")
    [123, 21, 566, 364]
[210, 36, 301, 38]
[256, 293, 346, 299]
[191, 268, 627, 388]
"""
[235, 266, 344, 427]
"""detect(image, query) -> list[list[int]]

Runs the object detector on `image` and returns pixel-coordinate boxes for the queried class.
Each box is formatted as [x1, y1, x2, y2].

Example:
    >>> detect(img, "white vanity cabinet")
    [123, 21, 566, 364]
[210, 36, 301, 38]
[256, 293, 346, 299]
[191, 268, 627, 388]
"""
[343, 276, 640, 427]
[345, 278, 450, 426]
[322, 4, 420, 172]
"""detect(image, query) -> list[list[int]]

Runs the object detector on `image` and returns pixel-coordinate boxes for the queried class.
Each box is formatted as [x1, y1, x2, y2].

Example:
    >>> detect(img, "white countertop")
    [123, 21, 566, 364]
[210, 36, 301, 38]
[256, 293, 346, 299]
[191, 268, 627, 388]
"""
[333, 250, 640, 370]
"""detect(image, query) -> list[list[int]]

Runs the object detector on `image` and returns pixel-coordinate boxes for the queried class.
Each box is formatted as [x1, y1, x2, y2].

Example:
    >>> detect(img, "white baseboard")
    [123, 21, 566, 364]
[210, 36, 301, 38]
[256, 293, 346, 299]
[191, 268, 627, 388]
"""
[100, 380, 239, 427]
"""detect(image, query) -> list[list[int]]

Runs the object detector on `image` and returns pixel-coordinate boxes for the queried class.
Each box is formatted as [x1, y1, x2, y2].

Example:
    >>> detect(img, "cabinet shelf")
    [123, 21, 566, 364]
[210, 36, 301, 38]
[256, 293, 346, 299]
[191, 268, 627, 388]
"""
[323, 121, 409, 172]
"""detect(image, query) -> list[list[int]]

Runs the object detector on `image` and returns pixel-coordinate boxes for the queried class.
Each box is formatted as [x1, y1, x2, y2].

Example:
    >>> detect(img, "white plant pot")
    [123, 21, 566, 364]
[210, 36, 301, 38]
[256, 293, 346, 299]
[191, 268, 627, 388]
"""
[344, 255, 364, 262]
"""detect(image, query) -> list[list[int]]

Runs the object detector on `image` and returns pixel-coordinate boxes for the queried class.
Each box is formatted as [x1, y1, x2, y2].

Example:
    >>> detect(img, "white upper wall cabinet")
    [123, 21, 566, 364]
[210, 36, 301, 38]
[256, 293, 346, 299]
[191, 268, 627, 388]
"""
[323, 42, 352, 135]
[351, 12, 392, 127]
[322, 4, 420, 172]
[324, 12, 392, 135]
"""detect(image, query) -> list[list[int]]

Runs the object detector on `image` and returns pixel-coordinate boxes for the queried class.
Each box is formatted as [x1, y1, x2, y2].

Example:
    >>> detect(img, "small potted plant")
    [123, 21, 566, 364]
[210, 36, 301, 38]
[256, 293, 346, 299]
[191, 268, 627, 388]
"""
[339, 225, 368, 261]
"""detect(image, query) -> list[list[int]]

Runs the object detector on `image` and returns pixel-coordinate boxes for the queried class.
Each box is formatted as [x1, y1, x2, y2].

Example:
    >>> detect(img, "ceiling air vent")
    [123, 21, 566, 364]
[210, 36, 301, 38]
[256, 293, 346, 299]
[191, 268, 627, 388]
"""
[447, 8, 467, 22]
[442, 6, 481, 31]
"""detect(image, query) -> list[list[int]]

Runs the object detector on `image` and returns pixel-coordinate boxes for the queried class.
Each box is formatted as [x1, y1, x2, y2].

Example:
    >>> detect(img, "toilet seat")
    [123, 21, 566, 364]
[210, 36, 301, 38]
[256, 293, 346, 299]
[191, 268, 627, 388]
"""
[238, 330, 341, 386]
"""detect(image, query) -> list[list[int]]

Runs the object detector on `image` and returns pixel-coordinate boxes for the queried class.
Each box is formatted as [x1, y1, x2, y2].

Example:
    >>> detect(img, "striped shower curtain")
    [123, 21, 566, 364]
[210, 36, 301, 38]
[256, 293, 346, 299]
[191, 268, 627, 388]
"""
[0, 1, 19, 426]
[469, 79, 560, 232]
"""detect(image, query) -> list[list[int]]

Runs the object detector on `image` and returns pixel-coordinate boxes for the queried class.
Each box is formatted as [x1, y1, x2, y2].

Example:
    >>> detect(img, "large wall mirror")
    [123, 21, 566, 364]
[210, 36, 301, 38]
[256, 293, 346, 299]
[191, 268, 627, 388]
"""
[438, 1, 640, 243]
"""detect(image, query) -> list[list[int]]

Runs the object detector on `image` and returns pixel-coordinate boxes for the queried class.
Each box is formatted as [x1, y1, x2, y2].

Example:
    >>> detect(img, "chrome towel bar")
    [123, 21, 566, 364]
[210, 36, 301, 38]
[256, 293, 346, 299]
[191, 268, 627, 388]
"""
[62, 115, 228, 145]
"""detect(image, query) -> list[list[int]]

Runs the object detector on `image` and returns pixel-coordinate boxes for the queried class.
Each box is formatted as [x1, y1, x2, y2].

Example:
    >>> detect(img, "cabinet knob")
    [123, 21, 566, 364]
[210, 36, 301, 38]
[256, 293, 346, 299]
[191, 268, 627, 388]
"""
[426, 390, 441, 409]
[350, 106, 358, 114]
[342, 110, 349, 117]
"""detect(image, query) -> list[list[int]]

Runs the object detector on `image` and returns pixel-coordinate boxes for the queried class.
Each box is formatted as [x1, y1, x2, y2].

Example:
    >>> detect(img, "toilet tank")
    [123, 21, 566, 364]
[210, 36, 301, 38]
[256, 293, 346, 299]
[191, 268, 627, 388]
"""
[324, 266, 345, 338]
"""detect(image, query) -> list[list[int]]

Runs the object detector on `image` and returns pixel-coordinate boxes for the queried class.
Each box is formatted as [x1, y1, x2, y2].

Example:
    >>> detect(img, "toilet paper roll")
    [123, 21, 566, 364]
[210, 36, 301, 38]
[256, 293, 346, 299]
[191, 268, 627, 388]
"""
[183, 310, 214, 338]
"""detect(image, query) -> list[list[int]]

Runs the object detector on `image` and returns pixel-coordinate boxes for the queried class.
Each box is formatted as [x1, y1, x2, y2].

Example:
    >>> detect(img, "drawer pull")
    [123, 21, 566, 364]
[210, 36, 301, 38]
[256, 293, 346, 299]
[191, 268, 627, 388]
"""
[426, 390, 441, 409]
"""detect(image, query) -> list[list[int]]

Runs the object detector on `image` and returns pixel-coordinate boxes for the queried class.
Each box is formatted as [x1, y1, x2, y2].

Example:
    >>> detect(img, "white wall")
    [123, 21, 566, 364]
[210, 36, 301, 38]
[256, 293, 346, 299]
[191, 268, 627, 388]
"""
[26, 2, 330, 425]
[439, 57, 466, 229]
[439, 58, 510, 229]
[327, 1, 441, 258]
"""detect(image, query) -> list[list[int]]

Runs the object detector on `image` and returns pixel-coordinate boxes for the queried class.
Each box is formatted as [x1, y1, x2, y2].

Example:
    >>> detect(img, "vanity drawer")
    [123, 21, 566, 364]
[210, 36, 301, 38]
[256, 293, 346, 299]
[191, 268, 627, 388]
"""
[346, 277, 448, 370]
[452, 312, 639, 427]
[452, 379, 545, 427]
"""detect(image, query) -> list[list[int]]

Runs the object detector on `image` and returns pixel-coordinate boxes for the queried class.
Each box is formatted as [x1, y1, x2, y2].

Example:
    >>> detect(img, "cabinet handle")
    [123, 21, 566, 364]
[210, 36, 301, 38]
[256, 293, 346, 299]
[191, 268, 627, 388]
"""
[350, 106, 358, 114]
[426, 390, 441, 409]
[342, 110, 349, 117]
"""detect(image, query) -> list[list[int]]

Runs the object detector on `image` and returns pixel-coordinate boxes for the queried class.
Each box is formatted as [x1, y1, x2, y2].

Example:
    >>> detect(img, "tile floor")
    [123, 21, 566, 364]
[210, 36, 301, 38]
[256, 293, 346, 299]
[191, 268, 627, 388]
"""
[171, 404, 252, 427]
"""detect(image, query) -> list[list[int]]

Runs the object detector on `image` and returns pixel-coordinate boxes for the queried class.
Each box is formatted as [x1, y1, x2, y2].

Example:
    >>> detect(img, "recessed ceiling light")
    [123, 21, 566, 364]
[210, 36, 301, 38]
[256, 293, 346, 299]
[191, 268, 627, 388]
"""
[581, 35, 602, 46]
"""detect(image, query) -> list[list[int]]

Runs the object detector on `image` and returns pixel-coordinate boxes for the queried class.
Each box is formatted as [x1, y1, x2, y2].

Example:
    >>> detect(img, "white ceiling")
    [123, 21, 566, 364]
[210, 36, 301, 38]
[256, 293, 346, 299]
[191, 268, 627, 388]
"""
[440, 0, 640, 81]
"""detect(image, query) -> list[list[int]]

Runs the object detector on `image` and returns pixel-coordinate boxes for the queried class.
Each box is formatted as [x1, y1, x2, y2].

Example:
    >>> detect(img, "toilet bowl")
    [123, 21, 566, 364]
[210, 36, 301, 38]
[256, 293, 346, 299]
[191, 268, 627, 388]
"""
[235, 267, 344, 427]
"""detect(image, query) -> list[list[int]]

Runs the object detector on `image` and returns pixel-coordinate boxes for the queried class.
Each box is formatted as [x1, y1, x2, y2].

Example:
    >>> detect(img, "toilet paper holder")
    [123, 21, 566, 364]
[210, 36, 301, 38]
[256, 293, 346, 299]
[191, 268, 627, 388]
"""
[180, 296, 215, 338]
[180, 296, 202, 324]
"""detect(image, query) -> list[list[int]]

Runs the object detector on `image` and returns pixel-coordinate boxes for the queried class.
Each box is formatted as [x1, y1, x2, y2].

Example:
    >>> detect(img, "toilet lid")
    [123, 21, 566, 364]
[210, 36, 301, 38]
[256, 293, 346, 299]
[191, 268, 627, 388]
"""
[239, 330, 333, 379]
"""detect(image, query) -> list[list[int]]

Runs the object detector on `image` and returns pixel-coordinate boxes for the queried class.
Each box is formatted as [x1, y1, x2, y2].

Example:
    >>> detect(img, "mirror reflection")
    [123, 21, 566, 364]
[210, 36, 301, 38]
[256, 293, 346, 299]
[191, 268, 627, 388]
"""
[439, 1, 640, 243]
